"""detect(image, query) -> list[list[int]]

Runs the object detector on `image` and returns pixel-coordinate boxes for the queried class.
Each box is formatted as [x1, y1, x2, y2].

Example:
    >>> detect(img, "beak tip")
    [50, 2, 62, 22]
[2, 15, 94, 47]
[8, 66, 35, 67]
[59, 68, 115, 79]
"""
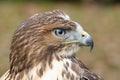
[90, 41, 94, 52]
[86, 38, 94, 52]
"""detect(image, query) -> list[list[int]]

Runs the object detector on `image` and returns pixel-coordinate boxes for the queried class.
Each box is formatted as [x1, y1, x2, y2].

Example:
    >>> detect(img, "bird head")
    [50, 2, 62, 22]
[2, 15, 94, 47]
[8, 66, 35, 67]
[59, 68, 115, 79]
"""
[10, 10, 94, 73]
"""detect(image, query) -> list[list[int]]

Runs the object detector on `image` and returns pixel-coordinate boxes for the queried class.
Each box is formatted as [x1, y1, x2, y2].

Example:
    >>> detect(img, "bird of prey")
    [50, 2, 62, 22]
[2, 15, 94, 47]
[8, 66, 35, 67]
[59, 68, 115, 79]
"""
[1, 10, 102, 80]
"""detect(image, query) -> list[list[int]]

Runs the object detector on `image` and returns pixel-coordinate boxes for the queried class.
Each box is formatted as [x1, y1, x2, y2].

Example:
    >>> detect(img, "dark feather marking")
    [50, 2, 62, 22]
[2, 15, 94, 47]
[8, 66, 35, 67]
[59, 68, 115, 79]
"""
[55, 54, 60, 61]
[80, 77, 89, 80]
[82, 69, 101, 80]
[66, 62, 69, 67]
[62, 70, 66, 78]
[37, 68, 43, 77]
[71, 62, 81, 75]
[63, 63, 68, 71]
[47, 46, 54, 69]
[15, 71, 24, 80]
[30, 75, 33, 80]
[66, 72, 71, 79]
[71, 56, 88, 69]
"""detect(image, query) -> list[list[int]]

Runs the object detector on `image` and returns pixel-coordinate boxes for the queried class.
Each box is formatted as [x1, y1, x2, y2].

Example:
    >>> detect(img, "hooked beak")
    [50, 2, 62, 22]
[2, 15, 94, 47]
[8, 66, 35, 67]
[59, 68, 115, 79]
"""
[63, 32, 94, 52]
[78, 35, 94, 52]
[85, 37, 94, 52]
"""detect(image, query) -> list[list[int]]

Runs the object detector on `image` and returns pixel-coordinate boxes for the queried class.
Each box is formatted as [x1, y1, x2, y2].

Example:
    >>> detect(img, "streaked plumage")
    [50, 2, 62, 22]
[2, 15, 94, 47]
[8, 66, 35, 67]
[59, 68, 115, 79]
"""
[1, 10, 102, 80]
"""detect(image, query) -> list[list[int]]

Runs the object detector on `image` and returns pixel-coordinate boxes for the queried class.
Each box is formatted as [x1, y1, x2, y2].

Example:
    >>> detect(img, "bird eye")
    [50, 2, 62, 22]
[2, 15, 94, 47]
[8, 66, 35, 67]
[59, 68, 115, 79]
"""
[54, 28, 66, 37]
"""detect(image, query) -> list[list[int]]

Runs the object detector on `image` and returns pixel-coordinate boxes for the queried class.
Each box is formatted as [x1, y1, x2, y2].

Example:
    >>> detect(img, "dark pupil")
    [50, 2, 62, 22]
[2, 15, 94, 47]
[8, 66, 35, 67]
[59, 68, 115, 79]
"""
[58, 29, 63, 34]
[56, 29, 64, 35]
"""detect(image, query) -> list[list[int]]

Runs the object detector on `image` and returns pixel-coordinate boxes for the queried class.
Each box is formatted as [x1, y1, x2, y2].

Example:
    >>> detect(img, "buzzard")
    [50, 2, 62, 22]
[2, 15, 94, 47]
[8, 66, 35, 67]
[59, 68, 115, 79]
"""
[1, 10, 102, 80]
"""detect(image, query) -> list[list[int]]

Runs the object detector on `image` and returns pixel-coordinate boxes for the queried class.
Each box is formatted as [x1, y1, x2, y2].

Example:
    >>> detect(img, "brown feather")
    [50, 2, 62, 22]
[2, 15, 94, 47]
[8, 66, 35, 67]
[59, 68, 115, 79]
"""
[0, 10, 103, 80]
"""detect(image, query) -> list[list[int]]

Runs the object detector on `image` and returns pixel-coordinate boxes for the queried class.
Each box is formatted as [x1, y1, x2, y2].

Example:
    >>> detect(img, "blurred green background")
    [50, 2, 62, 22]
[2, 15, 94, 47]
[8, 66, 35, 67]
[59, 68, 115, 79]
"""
[0, 0, 120, 80]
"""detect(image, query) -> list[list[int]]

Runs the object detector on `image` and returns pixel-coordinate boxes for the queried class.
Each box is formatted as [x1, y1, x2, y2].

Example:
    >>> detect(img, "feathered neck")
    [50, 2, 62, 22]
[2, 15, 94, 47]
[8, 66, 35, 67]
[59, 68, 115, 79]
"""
[9, 43, 64, 73]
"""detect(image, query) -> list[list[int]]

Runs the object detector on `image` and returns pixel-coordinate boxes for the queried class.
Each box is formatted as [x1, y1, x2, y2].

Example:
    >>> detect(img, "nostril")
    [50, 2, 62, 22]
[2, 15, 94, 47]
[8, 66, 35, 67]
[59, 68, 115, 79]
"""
[82, 34, 86, 38]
